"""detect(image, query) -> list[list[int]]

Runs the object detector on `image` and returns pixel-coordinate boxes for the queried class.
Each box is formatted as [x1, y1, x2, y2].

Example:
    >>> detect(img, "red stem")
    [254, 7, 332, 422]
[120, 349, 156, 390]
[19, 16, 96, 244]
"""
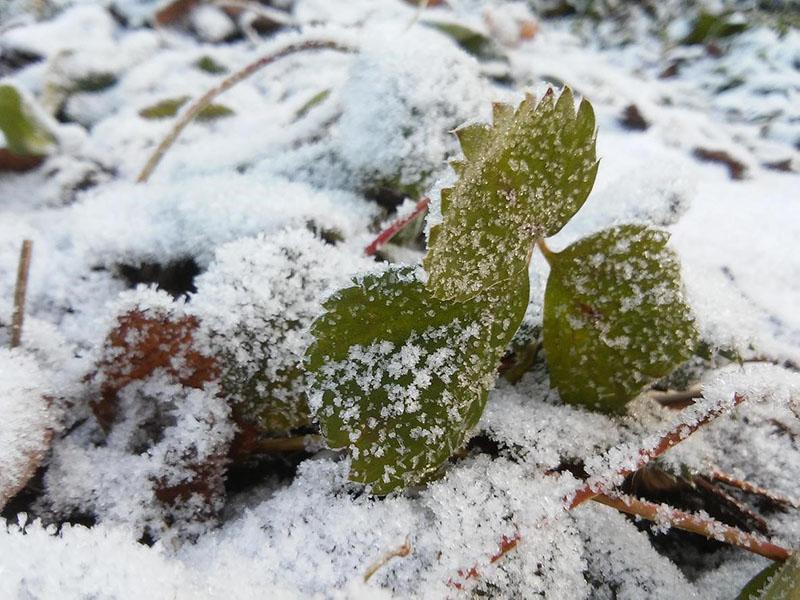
[364, 197, 430, 256]
[569, 393, 747, 509]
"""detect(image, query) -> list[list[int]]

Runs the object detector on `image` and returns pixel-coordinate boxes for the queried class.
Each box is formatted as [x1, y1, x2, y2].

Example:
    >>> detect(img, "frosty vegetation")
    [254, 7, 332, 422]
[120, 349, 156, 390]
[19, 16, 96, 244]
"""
[1, 0, 799, 599]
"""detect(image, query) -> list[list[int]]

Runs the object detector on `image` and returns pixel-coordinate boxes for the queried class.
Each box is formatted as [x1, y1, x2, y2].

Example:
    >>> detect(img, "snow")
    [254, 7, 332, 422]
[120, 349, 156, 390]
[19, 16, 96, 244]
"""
[0, 349, 56, 507]
[1, 0, 799, 598]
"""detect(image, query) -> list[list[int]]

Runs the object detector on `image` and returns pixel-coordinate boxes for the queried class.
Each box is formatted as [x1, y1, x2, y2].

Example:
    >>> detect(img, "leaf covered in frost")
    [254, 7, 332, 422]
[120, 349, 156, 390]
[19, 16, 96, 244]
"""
[95, 307, 219, 429]
[424, 88, 597, 301]
[0, 84, 56, 156]
[736, 554, 800, 599]
[305, 266, 528, 494]
[543, 225, 698, 413]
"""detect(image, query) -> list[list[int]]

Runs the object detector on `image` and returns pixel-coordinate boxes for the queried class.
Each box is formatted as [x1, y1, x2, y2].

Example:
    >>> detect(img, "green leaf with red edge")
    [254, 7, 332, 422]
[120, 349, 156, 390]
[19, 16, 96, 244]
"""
[543, 225, 698, 414]
[305, 265, 528, 494]
[423, 87, 597, 302]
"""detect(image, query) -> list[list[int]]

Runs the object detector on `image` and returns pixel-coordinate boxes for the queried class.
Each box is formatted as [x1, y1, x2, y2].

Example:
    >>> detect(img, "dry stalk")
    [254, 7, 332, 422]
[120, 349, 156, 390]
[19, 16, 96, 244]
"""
[569, 393, 747, 509]
[363, 536, 412, 583]
[136, 38, 355, 183]
[249, 434, 323, 453]
[10, 239, 33, 349]
[592, 492, 791, 562]
[708, 470, 800, 510]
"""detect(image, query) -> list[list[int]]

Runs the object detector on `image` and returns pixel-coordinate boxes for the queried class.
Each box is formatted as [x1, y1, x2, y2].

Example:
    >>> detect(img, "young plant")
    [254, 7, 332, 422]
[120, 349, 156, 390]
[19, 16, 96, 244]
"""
[306, 87, 699, 494]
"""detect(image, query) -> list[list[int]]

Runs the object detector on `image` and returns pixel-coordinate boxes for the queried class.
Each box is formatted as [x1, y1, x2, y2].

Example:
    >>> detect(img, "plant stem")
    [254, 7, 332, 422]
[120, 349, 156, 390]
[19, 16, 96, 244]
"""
[10, 239, 32, 349]
[212, 0, 295, 26]
[692, 474, 769, 534]
[136, 38, 355, 183]
[364, 197, 430, 256]
[708, 470, 800, 510]
[648, 384, 703, 409]
[569, 392, 747, 509]
[248, 434, 323, 453]
[363, 536, 412, 583]
[536, 238, 554, 265]
[591, 492, 791, 562]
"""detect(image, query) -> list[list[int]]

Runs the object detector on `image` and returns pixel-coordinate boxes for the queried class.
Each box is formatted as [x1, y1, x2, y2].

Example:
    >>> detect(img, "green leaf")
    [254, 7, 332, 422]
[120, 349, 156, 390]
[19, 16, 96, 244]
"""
[195, 56, 228, 74]
[424, 21, 507, 62]
[423, 88, 598, 302]
[295, 89, 331, 120]
[542, 225, 698, 413]
[0, 84, 56, 156]
[195, 103, 234, 122]
[72, 72, 117, 93]
[737, 555, 800, 599]
[305, 265, 529, 494]
[139, 96, 234, 121]
[139, 96, 190, 119]
[682, 11, 748, 45]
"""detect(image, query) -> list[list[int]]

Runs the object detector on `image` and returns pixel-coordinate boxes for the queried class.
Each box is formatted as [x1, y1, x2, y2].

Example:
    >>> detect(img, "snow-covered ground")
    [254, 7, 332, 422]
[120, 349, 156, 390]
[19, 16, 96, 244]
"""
[1, 1, 799, 598]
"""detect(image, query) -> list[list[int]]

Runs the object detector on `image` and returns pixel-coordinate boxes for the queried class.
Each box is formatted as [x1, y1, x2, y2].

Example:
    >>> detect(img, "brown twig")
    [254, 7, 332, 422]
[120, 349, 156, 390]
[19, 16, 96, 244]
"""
[648, 384, 703, 409]
[569, 393, 747, 509]
[10, 240, 33, 349]
[136, 38, 355, 183]
[535, 238, 554, 265]
[708, 470, 800, 510]
[363, 536, 412, 583]
[591, 492, 791, 562]
[364, 197, 430, 257]
[213, 0, 295, 25]
[692, 474, 769, 534]
[248, 434, 323, 453]
[448, 532, 520, 590]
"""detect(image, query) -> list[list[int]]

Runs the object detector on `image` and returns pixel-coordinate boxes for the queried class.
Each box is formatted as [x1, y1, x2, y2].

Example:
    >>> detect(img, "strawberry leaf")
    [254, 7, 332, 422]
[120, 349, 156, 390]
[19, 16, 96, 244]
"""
[543, 225, 698, 413]
[305, 266, 528, 494]
[424, 87, 597, 301]
[737, 554, 799, 599]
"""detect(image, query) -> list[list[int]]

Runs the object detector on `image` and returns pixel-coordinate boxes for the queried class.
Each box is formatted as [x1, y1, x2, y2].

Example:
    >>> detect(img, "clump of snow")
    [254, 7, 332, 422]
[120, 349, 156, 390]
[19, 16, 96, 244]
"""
[334, 23, 490, 193]
[44, 372, 234, 542]
[69, 174, 379, 268]
[44, 287, 234, 542]
[0, 349, 57, 509]
[192, 228, 377, 433]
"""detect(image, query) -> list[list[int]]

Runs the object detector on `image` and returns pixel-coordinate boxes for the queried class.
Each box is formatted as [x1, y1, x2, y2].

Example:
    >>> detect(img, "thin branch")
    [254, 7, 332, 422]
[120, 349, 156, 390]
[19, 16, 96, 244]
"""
[591, 492, 792, 562]
[692, 474, 769, 534]
[213, 0, 295, 26]
[10, 240, 33, 349]
[136, 38, 355, 183]
[536, 238, 554, 265]
[569, 393, 747, 509]
[648, 384, 703, 409]
[363, 535, 412, 583]
[248, 434, 323, 453]
[364, 197, 430, 256]
[708, 470, 800, 510]
[448, 532, 521, 590]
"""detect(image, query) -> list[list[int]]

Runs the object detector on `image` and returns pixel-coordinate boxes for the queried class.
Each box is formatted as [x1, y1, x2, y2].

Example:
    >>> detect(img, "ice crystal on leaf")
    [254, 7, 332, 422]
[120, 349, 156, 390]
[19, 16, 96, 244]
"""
[191, 229, 376, 435]
[543, 225, 698, 413]
[736, 553, 800, 599]
[424, 87, 597, 302]
[305, 266, 528, 494]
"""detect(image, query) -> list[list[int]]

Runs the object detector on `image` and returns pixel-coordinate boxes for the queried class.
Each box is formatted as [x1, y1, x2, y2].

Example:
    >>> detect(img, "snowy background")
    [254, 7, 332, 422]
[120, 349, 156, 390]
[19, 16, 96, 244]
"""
[1, 0, 799, 598]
